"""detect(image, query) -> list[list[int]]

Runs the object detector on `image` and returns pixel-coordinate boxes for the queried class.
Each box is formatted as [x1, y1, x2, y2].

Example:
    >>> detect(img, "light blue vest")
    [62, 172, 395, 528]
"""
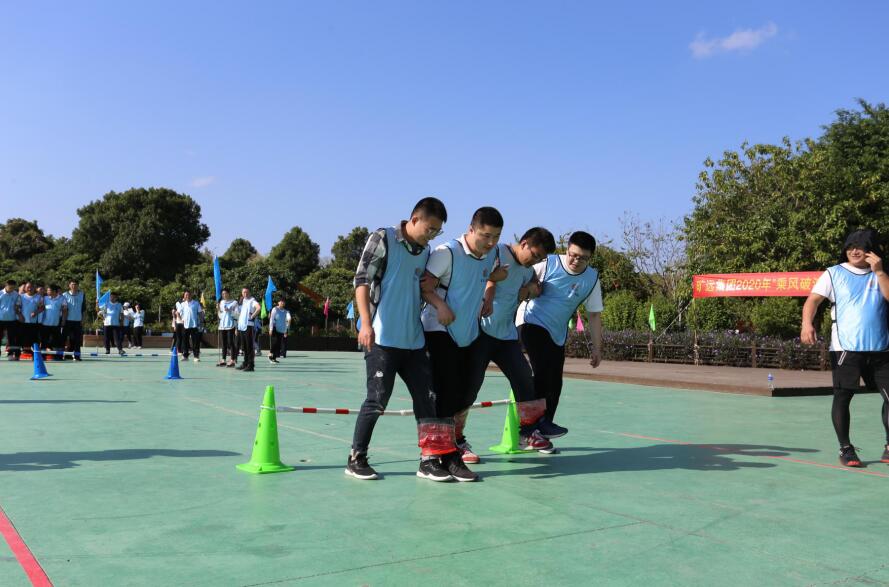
[103, 301, 122, 326]
[21, 294, 41, 324]
[133, 310, 145, 327]
[41, 296, 65, 326]
[238, 299, 257, 331]
[828, 265, 889, 352]
[63, 291, 85, 321]
[218, 300, 238, 330]
[439, 239, 496, 347]
[271, 307, 288, 333]
[524, 255, 599, 346]
[0, 290, 20, 321]
[178, 300, 201, 328]
[481, 244, 534, 341]
[372, 226, 429, 350]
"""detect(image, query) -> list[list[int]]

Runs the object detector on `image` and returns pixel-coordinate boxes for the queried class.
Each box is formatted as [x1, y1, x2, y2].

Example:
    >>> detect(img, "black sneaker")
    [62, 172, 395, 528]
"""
[416, 458, 453, 482]
[839, 445, 863, 467]
[881, 445, 889, 464]
[537, 418, 568, 439]
[235, 365, 246, 370]
[442, 451, 479, 482]
[345, 453, 379, 480]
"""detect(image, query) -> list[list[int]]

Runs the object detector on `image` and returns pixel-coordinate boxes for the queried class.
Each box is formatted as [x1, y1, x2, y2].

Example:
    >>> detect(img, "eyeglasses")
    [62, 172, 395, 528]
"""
[567, 252, 591, 263]
[424, 227, 444, 238]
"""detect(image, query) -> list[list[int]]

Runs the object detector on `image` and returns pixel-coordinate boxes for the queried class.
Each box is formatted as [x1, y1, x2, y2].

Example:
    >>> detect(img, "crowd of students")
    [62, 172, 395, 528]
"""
[1, 280, 90, 360]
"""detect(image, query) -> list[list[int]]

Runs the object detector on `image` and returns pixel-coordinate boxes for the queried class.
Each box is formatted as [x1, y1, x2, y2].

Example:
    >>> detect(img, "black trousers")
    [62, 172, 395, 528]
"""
[62, 320, 83, 355]
[104, 326, 123, 352]
[238, 327, 255, 368]
[466, 331, 537, 404]
[133, 326, 144, 347]
[182, 327, 201, 358]
[40, 325, 62, 349]
[172, 323, 185, 351]
[520, 323, 566, 421]
[0, 320, 20, 358]
[220, 329, 236, 361]
[351, 344, 437, 454]
[271, 331, 286, 359]
[830, 351, 889, 446]
[19, 323, 39, 352]
[425, 331, 477, 418]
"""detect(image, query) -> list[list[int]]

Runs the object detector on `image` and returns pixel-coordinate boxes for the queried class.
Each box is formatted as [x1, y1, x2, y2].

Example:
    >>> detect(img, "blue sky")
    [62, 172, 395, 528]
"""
[2, 2, 887, 260]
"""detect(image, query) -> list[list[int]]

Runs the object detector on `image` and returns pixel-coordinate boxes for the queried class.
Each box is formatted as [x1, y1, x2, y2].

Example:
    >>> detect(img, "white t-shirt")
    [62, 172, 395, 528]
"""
[811, 263, 871, 351]
[515, 255, 603, 327]
[421, 235, 492, 333]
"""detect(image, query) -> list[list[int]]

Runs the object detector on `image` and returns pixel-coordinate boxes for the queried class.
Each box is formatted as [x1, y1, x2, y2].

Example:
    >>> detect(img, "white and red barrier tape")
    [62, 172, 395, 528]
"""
[267, 398, 511, 417]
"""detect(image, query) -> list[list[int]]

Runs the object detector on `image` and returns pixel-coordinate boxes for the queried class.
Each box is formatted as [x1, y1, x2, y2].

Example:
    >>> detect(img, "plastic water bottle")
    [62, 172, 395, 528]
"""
[767, 373, 775, 392]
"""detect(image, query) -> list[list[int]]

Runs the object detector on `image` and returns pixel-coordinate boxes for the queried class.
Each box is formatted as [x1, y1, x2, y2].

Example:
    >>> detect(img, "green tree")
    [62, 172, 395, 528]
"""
[750, 297, 803, 338]
[72, 187, 210, 281]
[301, 267, 355, 322]
[601, 290, 639, 331]
[330, 226, 369, 271]
[220, 238, 258, 268]
[0, 218, 53, 262]
[267, 227, 320, 282]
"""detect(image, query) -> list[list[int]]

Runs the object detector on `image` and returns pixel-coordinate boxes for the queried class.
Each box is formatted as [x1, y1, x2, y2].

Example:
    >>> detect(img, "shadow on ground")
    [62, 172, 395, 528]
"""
[0, 448, 239, 472]
[476, 443, 820, 478]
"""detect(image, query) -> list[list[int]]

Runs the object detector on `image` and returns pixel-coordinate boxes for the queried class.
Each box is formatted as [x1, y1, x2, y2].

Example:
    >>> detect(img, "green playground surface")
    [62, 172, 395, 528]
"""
[2, 351, 889, 586]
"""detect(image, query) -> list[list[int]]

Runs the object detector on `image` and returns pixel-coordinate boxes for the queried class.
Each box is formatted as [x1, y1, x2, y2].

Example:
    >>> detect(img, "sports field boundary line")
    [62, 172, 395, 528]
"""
[0, 504, 52, 586]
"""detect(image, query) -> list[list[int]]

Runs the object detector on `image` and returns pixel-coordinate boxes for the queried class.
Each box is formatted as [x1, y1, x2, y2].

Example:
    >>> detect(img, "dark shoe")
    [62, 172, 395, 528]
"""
[226, 362, 235, 368]
[416, 458, 453, 482]
[881, 444, 889, 464]
[442, 451, 478, 482]
[345, 453, 379, 480]
[235, 365, 246, 371]
[537, 418, 568, 439]
[216, 361, 226, 367]
[839, 445, 863, 467]
[243, 367, 254, 372]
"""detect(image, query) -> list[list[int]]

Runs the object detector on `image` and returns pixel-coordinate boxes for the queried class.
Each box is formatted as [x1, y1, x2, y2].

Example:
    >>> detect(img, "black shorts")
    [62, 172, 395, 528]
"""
[831, 351, 889, 393]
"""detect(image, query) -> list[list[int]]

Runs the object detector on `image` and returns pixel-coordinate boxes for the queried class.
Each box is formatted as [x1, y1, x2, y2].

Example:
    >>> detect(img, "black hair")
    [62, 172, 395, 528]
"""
[412, 197, 448, 223]
[49, 284, 60, 292]
[221, 288, 229, 294]
[568, 231, 596, 254]
[6, 280, 16, 286]
[840, 229, 883, 264]
[520, 227, 556, 254]
[471, 206, 504, 229]
[69, 279, 78, 284]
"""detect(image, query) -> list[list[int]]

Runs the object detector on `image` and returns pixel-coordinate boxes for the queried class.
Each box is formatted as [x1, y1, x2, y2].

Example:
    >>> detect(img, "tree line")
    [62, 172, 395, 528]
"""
[2, 100, 886, 339]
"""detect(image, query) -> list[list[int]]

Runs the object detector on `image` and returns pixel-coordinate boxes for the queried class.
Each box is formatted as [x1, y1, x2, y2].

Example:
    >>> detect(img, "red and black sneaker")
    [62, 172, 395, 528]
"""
[839, 445, 863, 467]
[880, 445, 889, 464]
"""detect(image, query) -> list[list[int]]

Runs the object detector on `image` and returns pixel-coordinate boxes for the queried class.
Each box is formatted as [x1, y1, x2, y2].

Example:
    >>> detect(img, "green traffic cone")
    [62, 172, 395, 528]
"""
[237, 385, 295, 474]
[489, 390, 534, 454]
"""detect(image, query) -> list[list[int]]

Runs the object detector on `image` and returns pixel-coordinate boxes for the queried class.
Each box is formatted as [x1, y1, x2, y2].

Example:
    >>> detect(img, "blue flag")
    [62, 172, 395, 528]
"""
[264, 275, 277, 311]
[95, 270, 103, 301]
[213, 257, 223, 300]
[346, 301, 355, 319]
[97, 290, 110, 309]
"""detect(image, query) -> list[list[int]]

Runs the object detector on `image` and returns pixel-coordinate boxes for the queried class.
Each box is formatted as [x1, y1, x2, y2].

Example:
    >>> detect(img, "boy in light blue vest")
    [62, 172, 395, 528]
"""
[62, 280, 86, 360]
[40, 284, 67, 352]
[421, 206, 508, 475]
[802, 229, 889, 467]
[518, 231, 603, 438]
[466, 227, 557, 455]
[1, 280, 23, 360]
[347, 197, 459, 482]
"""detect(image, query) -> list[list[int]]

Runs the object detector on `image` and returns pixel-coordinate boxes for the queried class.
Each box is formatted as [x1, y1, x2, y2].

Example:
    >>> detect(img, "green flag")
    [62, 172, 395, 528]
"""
[260, 298, 268, 320]
[648, 304, 656, 332]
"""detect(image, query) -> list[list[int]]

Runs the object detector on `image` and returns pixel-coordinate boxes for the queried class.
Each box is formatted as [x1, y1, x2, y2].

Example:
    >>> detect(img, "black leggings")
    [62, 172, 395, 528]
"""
[831, 351, 889, 447]
[220, 329, 236, 361]
[520, 323, 566, 421]
[425, 331, 476, 418]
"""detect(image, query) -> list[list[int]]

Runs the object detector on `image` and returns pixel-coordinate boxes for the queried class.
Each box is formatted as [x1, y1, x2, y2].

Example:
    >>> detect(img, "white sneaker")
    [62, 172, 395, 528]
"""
[193, 357, 200, 363]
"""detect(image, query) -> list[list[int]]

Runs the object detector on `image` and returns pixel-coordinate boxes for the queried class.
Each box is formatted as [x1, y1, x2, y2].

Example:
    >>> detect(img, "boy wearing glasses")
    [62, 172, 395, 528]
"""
[518, 231, 602, 439]
[347, 197, 459, 482]
[462, 227, 559, 459]
[421, 206, 508, 480]
[801, 229, 889, 468]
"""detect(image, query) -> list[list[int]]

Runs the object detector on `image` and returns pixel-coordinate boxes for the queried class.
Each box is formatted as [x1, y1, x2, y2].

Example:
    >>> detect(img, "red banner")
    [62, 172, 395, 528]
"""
[693, 271, 823, 298]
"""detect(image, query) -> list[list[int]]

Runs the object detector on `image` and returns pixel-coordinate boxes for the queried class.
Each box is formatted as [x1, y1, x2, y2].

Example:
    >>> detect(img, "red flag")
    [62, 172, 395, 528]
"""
[323, 297, 330, 317]
[575, 310, 585, 333]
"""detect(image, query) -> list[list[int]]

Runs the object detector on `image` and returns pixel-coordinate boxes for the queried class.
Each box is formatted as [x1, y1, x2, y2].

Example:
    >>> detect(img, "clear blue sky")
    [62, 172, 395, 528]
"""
[2, 2, 887, 260]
